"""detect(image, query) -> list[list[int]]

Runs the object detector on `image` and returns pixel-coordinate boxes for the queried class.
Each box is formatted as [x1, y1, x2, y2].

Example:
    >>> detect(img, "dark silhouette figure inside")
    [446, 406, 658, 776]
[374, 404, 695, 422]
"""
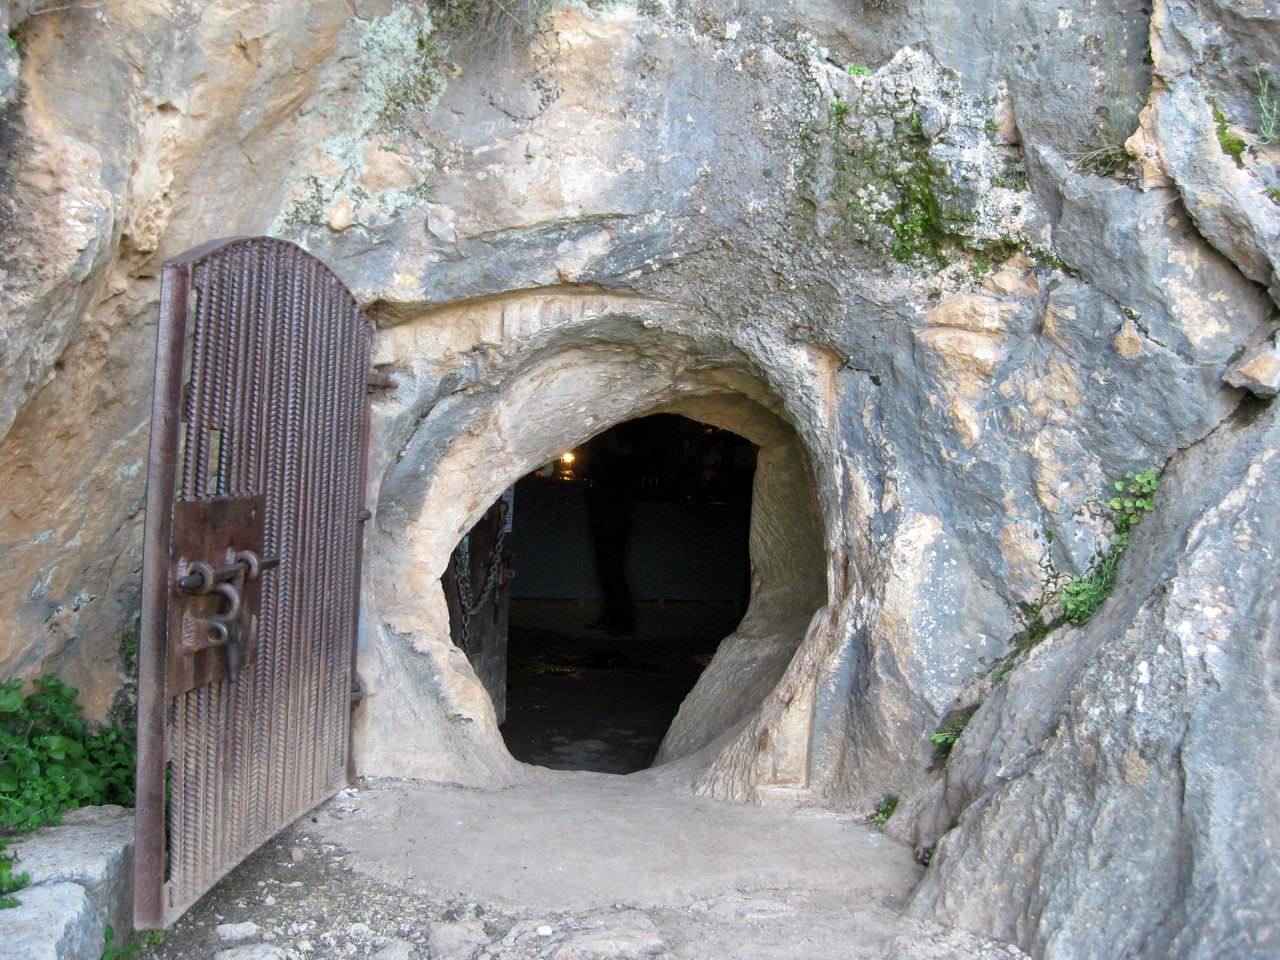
[584, 426, 638, 635]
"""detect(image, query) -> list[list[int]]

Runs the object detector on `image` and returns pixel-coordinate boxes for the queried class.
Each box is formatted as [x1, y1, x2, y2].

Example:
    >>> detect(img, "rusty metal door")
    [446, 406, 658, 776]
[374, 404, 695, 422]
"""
[133, 237, 372, 928]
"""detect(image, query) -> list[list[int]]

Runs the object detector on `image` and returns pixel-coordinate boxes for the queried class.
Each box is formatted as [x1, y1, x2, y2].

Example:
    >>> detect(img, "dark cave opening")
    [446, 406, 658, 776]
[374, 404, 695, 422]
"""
[445, 414, 758, 773]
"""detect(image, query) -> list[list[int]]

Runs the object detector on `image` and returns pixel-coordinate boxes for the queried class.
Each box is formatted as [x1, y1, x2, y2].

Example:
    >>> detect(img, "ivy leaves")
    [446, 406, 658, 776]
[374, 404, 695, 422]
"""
[0, 678, 136, 884]
[0, 678, 136, 909]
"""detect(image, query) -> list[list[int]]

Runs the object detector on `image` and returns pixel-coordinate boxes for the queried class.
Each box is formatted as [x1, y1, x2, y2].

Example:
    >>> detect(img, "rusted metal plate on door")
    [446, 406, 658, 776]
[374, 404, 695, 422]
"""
[134, 237, 372, 929]
[166, 496, 264, 696]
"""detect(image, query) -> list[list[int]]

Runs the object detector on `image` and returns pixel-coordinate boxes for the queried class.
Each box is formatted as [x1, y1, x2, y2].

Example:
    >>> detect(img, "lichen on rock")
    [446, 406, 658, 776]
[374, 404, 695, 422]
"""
[815, 48, 1035, 267]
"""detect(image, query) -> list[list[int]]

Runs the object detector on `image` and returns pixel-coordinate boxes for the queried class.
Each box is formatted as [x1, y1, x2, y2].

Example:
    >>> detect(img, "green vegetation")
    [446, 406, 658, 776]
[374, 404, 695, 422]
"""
[871, 795, 898, 827]
[1255, 66, 1278, 146]
[846, 64, 871, 77]
[830, 98, 849, 124]
[930, 705, 978, 765]
[1076, 144, 1132, 178]
[1213, 99, 1247, 167]
[1060, 469, 1159, 624]
[1060, 548, 1121, 625]
[0, 843, 26, 909]
[1076, 28, 1145, 178]
[985, 468, 1161, 688]
[0, 678, 135, 831]
[0, 678, 135, 909]
[889, 152, 949, 262]
[828, 106, 972, 264]
[102, 925, 164, 960]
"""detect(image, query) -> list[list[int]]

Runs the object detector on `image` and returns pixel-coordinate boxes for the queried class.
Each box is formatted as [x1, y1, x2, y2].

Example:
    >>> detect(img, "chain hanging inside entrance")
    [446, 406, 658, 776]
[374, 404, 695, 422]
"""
[453, 499, 509, 653]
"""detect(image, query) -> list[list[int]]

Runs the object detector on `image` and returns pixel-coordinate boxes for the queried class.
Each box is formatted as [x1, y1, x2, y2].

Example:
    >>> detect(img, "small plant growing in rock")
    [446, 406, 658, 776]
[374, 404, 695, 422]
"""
[1212, 98, 1247, 167]
[1075, 28, 1144, 178]
[1254, 65, 1278, 146]
[872, 795, 898, 827]
[0, 842, 27, 909]
[930, 704, 979, 765]
[101, 924, 164, 960]
[985, 469, 1161, 687]
[1060, 469, 1159, 624]
[846, 64, 871, 77]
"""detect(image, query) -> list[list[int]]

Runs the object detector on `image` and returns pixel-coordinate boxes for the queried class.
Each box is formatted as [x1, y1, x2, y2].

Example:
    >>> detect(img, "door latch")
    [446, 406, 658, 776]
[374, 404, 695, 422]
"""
[167, 495, 267, 694]
[176, 550, 275, 675]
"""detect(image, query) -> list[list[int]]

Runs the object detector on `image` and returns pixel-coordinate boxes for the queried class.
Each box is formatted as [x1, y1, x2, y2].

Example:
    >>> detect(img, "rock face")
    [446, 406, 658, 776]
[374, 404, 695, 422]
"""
[0, 2, 1277, 958]
[901, 399, 1280, 958]
[0, 805, 135, 960]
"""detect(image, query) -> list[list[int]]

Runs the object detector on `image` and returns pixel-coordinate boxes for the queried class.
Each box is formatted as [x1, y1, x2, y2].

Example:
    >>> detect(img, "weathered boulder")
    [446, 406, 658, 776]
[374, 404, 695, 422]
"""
[1227, 338, 1280, 398]
[0, 882, 98, 960]
[1145, 0, 1280, 303]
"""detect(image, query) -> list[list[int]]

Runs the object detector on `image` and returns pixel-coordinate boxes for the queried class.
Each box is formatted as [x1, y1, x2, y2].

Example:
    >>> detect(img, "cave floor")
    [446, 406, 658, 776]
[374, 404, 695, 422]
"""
[145, 776, 1027, 960]
[500, 600, 737, 773]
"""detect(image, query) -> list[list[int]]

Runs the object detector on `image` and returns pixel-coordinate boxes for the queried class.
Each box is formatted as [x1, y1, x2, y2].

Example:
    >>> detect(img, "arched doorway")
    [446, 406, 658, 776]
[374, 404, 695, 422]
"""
[354, 297, 835, 797]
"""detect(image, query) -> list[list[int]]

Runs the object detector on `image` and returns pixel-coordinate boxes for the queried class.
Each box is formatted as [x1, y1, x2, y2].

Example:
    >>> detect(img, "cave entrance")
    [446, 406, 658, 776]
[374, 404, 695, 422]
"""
[434, 387, 828, 776]
[360, 321, 833, 789]
[495, 414, 756, 773]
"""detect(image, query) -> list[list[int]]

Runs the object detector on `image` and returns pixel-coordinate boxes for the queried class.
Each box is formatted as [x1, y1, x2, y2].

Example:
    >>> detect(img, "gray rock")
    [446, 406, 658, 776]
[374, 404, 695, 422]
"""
[0, 881, 99, 960]
[547, 912, 665, 960]
[883, 927, 1030, 959]
[216, 920, 262, 943]
[371, 940, 419, 960]
[1147, 1, 1280, 304]
[8, 805, 133, 891]
[0, 3, 1278, 957]
[214, 946, 289, 960]
[908, 400, 1280, 958]
[8, 805, 134, 941]
[1226, 339, 1280, 398]
[428, 918, 489, 960]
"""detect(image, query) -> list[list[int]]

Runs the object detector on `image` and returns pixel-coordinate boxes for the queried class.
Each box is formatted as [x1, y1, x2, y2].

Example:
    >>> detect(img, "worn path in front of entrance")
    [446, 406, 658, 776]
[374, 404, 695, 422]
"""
[147, 775, 1026, 960]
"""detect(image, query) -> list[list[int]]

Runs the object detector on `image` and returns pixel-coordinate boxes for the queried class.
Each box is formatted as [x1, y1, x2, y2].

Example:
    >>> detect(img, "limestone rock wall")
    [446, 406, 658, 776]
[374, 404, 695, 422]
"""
[904, 398, 1280, 959]
[0, 2, 1277, 957]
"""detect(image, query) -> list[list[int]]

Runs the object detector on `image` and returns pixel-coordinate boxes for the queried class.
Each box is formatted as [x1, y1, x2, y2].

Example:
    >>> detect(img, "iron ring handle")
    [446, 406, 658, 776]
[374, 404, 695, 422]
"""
[178, 562, 217, 594]
[208, 581, 242, 623]
[232, 551, 279, 580]
[235, 550, 261, 581]
[203, 620, 229, 647]
[199, 618, 241, 674]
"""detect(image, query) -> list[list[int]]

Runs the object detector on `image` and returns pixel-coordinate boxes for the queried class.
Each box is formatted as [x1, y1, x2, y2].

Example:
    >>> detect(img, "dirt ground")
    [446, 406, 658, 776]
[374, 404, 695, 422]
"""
[140, 775, 1027, 960]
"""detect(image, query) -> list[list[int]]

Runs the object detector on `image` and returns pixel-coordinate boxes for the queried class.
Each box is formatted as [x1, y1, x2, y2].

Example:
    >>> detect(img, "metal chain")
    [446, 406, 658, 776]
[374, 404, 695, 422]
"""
[454, 499, 509, 651]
